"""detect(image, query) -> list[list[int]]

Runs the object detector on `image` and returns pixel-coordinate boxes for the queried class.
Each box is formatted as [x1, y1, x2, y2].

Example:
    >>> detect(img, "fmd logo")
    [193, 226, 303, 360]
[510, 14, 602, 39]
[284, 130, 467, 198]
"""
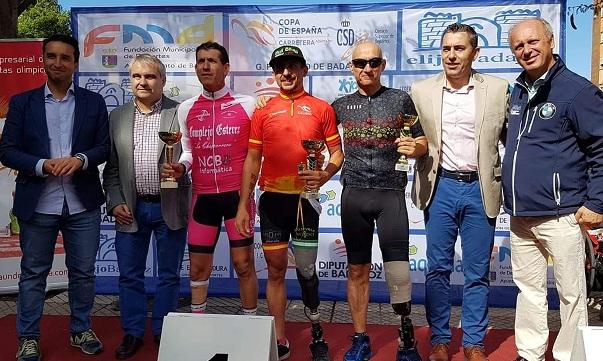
[83, 16, 214, 57]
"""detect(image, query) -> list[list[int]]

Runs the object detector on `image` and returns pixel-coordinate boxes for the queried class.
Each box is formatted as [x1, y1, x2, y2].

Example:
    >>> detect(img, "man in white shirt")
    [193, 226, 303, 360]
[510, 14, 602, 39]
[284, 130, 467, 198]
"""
[409, 23, 508, 361]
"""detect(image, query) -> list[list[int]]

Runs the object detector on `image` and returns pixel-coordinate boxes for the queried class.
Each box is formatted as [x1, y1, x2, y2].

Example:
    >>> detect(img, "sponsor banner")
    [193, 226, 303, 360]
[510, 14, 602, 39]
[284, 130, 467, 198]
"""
[232, 75, 307, 99]
[0, 40, 46, 119]
[317, 232, 385, 281]
[70, 1, 563, 305]
[0, 41, 66, 293]
[401, 4, 561, 71]
[77, 12, 222, 72]
[229, 12, 397, 72]
[78, 74, 205, 111]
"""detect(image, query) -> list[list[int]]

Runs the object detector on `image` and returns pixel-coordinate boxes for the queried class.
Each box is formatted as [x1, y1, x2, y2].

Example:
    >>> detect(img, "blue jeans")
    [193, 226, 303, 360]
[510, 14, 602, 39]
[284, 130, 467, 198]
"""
[115, 200, 186, 337]
[17, 208, 101, 338]
[424, 177, 495, 347]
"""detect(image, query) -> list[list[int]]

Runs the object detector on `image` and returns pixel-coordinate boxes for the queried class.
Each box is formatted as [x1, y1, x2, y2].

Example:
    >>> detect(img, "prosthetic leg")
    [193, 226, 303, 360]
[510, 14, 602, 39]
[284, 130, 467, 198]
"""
[392, 302, 422, 361]
[385, 261, 422, 361]
[296, 270, 331, 361]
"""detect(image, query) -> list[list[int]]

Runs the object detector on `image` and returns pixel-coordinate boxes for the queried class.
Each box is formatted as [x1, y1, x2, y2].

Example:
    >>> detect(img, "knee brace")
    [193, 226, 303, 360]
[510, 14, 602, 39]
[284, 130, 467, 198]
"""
[384, 261, 411, 304]
[296, 269, 320, 310]
[190, 279, 209, 288]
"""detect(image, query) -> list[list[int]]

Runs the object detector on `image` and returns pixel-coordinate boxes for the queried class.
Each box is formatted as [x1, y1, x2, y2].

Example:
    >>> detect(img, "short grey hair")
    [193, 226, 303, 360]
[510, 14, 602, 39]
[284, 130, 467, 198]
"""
[129, 54, 166, 80]
[441, 23, 478, 49]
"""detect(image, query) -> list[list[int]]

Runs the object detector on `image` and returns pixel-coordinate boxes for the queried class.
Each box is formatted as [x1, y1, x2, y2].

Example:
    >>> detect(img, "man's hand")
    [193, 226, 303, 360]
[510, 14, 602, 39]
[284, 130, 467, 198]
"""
[395, 136, 417, 156]
[298, 169, 329, 190]
[43, 156, 83, 177]
[255, 95, 273, 109]
[235, 206, 252, 237]
[113, 204, 134, 225]
[161, 163, 186, 180]
[316, 153, 326, 169]
[575, 206, 603, 228]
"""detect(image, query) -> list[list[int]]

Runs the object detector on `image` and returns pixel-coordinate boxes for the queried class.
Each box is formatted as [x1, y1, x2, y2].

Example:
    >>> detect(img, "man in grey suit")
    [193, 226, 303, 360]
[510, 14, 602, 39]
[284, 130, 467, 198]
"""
[103, 54, 190, 359]
[409, 24, 508, 361]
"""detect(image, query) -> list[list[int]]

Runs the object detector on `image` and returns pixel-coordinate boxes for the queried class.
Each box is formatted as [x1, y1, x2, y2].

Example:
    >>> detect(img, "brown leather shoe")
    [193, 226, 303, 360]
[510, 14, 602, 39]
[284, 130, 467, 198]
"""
[429, 343, 449, 361]
[463, 346, 488, 361]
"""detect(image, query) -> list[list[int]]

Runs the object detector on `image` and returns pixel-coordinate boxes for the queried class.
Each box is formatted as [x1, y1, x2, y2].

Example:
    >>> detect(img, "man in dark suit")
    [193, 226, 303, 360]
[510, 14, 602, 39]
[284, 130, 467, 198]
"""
[102, 54, 190, 359]
[0, 34, 109, 361]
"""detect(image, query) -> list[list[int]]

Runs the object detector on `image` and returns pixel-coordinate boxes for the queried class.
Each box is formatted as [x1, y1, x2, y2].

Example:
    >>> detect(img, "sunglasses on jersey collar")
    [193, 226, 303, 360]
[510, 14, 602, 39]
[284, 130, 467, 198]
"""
[351, 57, 384, 69]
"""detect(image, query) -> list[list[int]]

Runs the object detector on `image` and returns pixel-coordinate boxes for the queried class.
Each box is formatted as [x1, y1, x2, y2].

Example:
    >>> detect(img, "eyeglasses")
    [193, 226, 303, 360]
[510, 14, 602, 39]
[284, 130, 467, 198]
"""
[351, 57, 384, 69]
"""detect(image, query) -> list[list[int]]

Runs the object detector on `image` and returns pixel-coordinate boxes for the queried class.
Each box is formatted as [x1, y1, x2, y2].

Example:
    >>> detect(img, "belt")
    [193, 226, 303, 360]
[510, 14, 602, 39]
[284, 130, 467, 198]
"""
[439, 168, 479, 183]
[137, 194, 161, 202]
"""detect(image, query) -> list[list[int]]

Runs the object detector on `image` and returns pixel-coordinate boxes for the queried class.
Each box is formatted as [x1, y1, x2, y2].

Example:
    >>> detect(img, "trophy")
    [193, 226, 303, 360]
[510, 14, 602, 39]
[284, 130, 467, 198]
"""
[158, 131, 182, 188]
[299, 139, 325, 199]
[395, 114, 418, 172]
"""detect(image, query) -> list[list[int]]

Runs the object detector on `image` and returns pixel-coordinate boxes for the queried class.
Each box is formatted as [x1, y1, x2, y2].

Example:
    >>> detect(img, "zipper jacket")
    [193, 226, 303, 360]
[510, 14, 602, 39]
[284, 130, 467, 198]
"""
[502, 57, 603, 216]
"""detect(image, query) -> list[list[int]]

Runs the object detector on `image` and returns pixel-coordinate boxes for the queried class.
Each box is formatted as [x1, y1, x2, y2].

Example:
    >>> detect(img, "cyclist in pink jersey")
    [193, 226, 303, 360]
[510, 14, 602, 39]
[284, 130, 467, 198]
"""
[165, 41, 257, 316]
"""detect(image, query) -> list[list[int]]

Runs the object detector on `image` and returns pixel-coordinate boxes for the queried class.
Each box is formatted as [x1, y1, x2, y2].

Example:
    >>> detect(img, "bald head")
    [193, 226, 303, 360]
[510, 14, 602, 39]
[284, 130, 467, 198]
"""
[508, 18, 556, 82]
[349, 42, 385, 96]
[351, 42, 383, 59]
[509, 18, 554, 44]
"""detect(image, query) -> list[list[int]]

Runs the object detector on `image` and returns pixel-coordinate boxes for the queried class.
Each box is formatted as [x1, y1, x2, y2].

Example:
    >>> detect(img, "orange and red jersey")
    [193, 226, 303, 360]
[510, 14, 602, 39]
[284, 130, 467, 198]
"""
[249, 90, 341, 194]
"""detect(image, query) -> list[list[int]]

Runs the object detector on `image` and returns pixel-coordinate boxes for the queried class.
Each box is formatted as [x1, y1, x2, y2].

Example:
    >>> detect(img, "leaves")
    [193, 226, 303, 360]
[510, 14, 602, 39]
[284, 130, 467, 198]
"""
[18, 0, 70, 38]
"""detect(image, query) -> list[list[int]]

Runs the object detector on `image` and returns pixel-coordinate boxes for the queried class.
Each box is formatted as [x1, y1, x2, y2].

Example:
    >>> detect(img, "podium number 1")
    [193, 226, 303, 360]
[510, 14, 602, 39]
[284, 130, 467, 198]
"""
[209, 354, 228, 361]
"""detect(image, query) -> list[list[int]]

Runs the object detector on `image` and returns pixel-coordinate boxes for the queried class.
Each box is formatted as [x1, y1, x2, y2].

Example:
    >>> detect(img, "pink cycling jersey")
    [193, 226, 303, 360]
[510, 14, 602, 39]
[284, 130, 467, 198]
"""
[178, 86, 255, 194]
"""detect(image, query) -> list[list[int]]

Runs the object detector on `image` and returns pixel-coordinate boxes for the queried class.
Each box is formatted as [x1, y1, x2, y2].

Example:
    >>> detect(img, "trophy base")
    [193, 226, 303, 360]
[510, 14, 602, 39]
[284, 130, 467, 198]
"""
[395, 163, 411, 172]
[300, 191, 320, 200]
[160, 180, 178, 189]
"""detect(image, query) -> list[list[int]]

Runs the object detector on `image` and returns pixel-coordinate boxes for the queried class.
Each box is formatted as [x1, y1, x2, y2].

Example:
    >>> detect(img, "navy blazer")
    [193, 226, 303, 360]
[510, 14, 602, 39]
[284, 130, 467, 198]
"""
[0, 85, 110, 221]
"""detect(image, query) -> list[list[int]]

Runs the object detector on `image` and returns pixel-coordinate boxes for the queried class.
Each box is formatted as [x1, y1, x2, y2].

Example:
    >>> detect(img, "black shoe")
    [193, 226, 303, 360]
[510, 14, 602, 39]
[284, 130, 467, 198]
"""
[277, 341, 290, 360]
[310, 339, 330, 361]
[154, 334, 161, 345]
[115, 334, 143, 359]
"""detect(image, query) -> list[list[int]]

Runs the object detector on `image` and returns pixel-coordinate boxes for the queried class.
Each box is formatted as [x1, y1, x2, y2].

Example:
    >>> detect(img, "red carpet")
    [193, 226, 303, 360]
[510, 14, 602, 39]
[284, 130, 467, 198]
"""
[0, 315, 556, 360]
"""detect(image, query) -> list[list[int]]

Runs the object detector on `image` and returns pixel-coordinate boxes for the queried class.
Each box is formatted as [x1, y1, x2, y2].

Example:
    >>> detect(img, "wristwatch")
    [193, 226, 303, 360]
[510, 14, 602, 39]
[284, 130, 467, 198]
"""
[74, 153, 86, 163]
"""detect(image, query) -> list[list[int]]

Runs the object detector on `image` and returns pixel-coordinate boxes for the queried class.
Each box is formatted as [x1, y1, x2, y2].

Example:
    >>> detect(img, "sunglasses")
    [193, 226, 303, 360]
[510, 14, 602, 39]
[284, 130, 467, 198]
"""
[351, 57, 384, 69]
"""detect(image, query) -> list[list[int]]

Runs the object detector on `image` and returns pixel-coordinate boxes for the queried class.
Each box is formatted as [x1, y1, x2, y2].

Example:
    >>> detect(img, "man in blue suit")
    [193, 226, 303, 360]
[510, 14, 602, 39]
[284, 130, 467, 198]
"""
[0, 34, 109, 361]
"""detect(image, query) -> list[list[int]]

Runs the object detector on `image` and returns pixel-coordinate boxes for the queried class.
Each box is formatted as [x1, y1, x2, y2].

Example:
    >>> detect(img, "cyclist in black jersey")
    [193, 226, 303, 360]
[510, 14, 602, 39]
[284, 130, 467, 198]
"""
[331, 42, 427, 361]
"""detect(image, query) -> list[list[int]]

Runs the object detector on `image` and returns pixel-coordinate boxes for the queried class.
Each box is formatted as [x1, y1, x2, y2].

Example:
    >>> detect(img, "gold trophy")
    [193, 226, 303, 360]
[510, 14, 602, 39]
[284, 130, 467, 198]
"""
[395, 114, 418, 172]
[299, 139, 325, 199]
[158, 131, 182, 188]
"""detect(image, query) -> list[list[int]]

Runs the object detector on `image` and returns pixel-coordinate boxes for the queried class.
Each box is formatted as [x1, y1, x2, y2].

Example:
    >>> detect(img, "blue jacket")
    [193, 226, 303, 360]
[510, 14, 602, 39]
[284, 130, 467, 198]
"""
[0, 85, 110, 221]
[502, 57, 603, 217]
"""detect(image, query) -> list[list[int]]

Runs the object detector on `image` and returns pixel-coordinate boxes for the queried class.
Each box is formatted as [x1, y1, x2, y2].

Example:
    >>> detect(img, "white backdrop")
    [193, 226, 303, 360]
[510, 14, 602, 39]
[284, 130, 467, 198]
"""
[67, 1, 564, 305]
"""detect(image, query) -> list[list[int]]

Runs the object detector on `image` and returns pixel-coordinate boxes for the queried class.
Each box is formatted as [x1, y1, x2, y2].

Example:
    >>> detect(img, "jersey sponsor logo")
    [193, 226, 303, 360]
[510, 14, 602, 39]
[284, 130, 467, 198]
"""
[346, 104, 362, 110]
[297, 104, 312, 115]
[195, 109, 210, 122]
[221, 109, 238, 118]
[268, 109, 287, 118]
[189, 124, 241, 138]
[510, 104, 521, 116]
[220, 101, 238, 110]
